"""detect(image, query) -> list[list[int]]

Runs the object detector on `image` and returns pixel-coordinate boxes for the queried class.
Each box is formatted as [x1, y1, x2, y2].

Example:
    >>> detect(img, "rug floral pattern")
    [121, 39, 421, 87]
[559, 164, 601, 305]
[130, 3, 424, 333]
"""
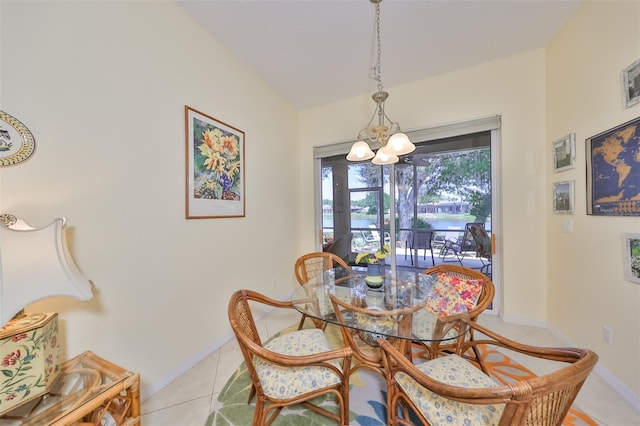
[206, 325, 595, 425]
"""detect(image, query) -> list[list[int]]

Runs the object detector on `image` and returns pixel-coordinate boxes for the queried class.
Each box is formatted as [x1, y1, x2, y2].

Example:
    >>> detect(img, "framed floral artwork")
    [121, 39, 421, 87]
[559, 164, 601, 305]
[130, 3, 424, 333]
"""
[553, 180, 574, 214]
[185, 106, 245, 219]
[552, 132, 575, 172]
[622, 233, 640, 284]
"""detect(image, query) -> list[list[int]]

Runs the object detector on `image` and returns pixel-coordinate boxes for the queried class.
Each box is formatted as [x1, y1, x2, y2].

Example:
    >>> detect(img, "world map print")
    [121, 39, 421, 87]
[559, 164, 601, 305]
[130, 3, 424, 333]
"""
[588, 117, 640, 215]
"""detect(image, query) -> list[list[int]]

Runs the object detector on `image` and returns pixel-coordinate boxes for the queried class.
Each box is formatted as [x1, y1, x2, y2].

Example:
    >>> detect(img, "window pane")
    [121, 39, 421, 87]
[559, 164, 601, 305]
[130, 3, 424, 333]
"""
[394, 163, 414, 248]
[350, 190, 380, 250]
[321, 166, 334, 244]
[348, 163, 381, 189]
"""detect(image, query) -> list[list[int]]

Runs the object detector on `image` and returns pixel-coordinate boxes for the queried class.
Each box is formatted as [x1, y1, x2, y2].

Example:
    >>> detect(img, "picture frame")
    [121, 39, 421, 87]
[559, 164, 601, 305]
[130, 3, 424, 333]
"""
[553, 180, 574, 214]
[621, 59, 640, 109]
[622, 233, 640, 284]
[0, 111, 36, 167]
[552, 133, 575, 172]
[586, 116, 640, 216]
[185, 106, 245, 219]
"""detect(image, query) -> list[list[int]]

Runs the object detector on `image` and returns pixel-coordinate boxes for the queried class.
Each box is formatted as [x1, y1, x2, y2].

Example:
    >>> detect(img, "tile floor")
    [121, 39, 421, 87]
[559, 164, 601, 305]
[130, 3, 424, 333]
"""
[140, 308, 640, 426]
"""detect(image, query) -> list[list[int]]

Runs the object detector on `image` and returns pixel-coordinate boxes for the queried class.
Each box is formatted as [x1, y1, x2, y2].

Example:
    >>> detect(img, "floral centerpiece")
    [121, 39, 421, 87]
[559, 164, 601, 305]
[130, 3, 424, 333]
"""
[355, 245, 391, 288]
[355, 244, 392, 264]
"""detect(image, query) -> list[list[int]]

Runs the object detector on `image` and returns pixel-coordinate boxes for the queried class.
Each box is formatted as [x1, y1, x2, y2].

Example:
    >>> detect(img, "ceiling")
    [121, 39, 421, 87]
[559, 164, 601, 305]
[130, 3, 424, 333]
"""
[176, 0, 582, 109]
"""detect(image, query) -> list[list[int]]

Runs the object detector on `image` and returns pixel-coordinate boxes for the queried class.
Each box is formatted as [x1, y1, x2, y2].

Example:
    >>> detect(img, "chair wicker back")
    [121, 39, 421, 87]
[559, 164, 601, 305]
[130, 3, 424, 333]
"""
[328, 293, 412, 378]
[294, 252, 353, 329]
[416, 265, 495, 360]
[228, 289, 352, 425]
[380, 319, 598, 426]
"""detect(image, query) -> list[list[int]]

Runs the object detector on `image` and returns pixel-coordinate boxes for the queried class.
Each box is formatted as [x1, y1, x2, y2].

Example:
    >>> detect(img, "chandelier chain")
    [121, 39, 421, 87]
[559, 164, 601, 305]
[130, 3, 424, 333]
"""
[371, 1, 383, 92]
[346, 0, 415, 164]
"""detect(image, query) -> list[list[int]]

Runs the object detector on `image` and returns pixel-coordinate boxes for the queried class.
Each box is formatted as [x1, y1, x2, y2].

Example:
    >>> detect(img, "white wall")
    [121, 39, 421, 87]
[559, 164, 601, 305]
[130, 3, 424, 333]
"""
[546, 1, 640, 399]
[0, 1, 301, 398]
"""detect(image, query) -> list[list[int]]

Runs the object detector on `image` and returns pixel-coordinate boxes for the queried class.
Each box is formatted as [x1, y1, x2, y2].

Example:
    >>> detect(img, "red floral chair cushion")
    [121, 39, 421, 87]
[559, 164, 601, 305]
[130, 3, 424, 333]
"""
[425, 273, 482, 316]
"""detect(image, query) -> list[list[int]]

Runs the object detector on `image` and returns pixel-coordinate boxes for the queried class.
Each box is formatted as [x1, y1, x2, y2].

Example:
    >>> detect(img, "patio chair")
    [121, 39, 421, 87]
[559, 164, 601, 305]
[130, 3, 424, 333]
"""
[465, 222, 492, 274]
[228, 289, 352, 426]
[439, 225, 478, 265]
[413, 265, 495, 361]
[404, 229, 435, 267]
[325, 232, 354, 264]
[294, 252, 353, 329]
[379, 319, 598, 426]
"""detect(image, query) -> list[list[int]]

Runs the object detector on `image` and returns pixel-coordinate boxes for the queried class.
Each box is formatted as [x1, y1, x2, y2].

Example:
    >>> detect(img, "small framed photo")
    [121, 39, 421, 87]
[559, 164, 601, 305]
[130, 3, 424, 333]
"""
[553, 180, 574, 214]
[622, 233, 640, 284]
[185, 106, 245, 219]
[552, 133, 575, 172]
[621, 59, 640, 108]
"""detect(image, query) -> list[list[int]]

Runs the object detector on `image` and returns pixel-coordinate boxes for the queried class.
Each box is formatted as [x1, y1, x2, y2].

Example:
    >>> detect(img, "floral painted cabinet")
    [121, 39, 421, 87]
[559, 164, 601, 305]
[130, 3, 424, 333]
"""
[0, 313, 60, 414]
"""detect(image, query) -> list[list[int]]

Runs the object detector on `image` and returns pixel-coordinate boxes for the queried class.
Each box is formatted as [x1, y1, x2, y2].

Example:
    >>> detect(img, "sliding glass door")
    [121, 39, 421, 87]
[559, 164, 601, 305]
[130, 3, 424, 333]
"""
[320, 131, 492, 271]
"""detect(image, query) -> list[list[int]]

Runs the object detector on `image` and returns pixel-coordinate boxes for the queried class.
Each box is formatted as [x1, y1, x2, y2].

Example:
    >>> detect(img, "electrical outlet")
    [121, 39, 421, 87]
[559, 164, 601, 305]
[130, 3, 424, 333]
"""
[602, 325, 613, 345]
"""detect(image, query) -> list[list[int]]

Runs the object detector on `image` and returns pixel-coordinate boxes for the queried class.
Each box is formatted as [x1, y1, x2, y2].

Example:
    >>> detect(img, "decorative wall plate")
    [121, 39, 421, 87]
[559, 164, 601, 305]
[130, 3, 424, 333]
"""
[0, 110, 35, 167]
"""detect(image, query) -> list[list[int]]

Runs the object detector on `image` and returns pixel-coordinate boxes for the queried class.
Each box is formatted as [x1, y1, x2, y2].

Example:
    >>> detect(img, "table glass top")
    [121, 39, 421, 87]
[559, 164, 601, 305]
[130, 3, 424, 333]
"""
[291, 267, 468, 343]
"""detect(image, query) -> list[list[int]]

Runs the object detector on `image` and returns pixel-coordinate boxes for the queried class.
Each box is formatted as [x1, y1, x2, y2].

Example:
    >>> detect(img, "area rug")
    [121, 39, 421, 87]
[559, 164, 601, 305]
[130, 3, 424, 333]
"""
[206, 324, 596, 425]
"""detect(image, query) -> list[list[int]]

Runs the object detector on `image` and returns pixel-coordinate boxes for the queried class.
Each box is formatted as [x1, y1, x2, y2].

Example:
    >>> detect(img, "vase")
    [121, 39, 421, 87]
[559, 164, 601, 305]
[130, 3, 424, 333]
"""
[365, 263, 383, 289]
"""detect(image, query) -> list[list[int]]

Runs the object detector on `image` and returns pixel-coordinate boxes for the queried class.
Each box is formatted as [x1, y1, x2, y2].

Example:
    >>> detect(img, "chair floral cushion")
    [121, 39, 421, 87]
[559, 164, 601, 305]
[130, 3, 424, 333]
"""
[255, 328, 342, 399]
[425, 274, 482, 315]
[395, 354, 504, 425]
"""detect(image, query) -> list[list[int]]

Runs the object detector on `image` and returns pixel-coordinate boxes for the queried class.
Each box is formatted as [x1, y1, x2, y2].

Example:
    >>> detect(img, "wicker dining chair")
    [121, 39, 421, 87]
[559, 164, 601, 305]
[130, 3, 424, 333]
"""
[228, 289, 353, 426]
[380, 319, 598, 426]
[414, 264, 495, 361]
[294, 252, 353, 329]
[329, 293, 419, 379]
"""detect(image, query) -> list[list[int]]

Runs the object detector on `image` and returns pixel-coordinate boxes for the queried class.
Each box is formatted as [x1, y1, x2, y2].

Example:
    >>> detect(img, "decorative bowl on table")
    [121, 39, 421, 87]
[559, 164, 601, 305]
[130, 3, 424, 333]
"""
[356, 308, 395, 346]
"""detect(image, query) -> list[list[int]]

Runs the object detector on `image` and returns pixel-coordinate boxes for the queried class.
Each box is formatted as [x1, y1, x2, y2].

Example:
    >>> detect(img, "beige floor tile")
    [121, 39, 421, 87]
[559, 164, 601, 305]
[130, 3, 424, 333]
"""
[143, 309, 640, 425]
[141, 395, 211, 426]
[574, 372, 640, 425]
[213, 346, 243, 394]
[141, 351, 218, 414]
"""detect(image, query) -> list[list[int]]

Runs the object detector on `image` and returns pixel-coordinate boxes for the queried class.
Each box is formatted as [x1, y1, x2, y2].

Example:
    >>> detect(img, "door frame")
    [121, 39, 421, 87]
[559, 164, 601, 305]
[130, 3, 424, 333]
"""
[313, 115, 502, 316]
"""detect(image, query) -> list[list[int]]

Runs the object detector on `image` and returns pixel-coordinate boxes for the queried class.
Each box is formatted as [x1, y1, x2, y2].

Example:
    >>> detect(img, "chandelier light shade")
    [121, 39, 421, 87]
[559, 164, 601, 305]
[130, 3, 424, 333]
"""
[346, 0, 415, 165]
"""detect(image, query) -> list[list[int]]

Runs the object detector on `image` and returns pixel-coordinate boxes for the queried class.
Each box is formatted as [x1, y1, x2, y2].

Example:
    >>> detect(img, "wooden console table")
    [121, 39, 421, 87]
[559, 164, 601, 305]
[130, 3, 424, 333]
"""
[0, 351, 140, 426]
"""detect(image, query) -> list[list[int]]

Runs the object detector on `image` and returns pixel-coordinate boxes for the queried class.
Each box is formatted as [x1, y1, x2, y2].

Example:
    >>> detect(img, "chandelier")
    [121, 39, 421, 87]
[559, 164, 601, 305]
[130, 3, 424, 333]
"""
[346, 0, 415, 165]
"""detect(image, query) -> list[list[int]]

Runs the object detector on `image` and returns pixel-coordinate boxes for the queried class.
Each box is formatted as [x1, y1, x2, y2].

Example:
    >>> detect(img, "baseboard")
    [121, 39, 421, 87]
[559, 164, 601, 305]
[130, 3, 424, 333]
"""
[501, 312, 546, 328]
[140, 328, 236, 402]
[140, 293, 288, 402]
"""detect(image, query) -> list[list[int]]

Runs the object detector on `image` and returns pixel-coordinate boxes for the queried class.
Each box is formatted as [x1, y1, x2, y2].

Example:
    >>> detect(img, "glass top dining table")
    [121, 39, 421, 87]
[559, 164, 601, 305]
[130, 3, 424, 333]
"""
[290, 266, 468, 345]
